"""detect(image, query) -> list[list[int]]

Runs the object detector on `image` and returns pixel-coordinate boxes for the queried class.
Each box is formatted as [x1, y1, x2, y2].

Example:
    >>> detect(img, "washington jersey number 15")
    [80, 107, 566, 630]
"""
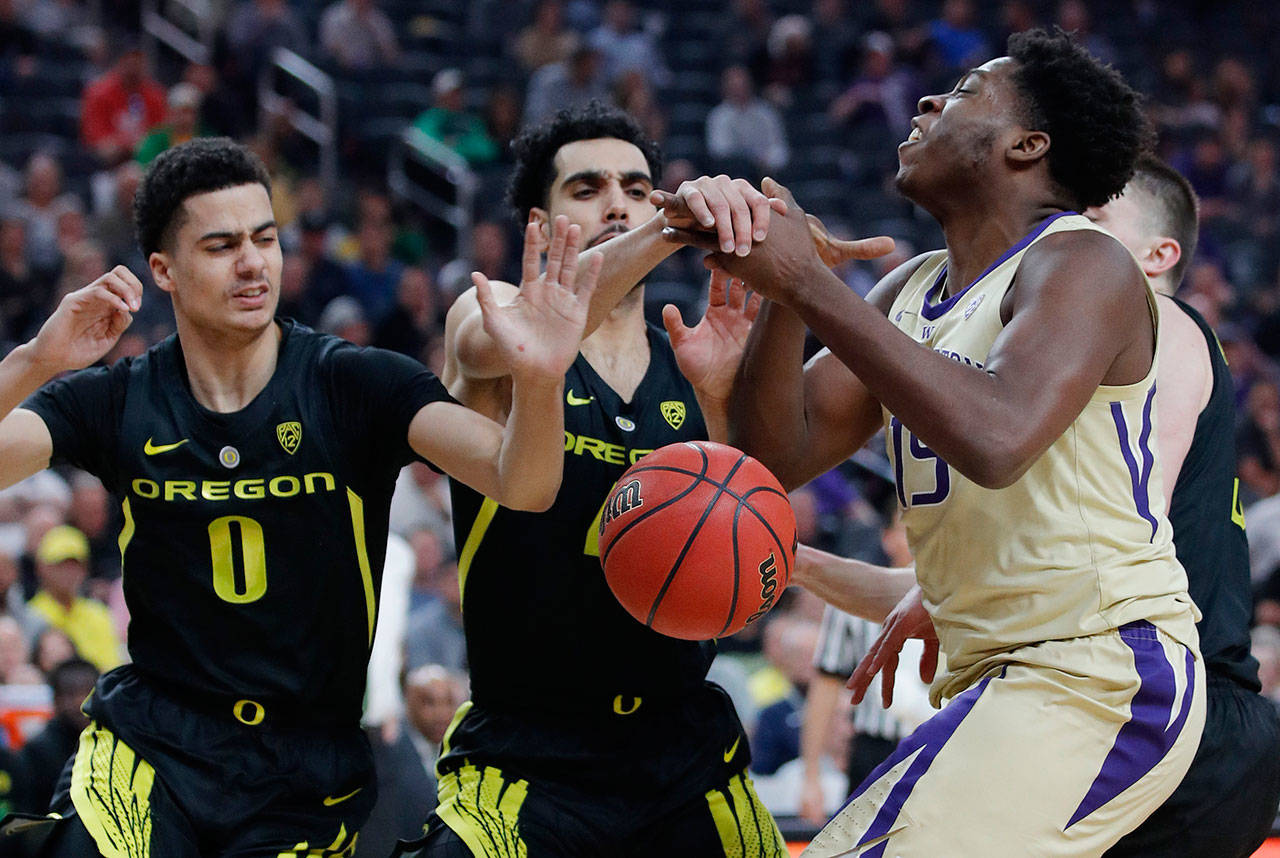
[890, 416, 952, 508]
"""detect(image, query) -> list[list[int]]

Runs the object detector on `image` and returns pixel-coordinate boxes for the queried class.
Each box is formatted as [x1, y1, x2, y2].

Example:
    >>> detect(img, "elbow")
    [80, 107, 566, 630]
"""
[506, 487, 558, 513]
[958, 439, 1037, 490]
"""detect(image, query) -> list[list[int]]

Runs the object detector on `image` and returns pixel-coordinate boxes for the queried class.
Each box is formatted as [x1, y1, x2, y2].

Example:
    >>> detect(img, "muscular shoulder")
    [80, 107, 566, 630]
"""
[866, 251, 937, 315]
[1157, 294, 1214, 415]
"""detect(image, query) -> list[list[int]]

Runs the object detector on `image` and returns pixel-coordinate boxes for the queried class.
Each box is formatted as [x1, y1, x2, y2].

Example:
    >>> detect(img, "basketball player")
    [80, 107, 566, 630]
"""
[0, 137, 602, 856]
[666, 30, 1206, 856]
[803, 157, 1280, 857]
[403, 102, 790, 857]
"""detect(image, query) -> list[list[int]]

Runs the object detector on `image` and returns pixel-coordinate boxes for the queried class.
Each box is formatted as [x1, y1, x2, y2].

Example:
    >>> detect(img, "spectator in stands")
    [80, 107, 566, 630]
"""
[1055, 0, 1115, 67]
[706, 65, 789, 175]
[403, 527, 465, 673]
[342, 194, 402, 323]
[0, 547, 40, 644]
[720, 0, 773, 70]
[225, 0, 307, 90]
[318, 0, 399, 72]
[751, 616, 820, 778]
[1238, 379, 1280, 501]
[0, 0, 36, 82]
[15, 153, 79, 280]
[31, 627, 73, 677]
[14, 657, 97, 813]
[810, 0, 860, 84]
[89, 161, 143, 268]
[829, 31, 920, 138]
[1252, 625, 1280, 705]
[80, 40, 166, 166]
[483, 85, 522, 167]
[317, 295, 372, 346]
[373, 266, 439, 363]
[927, 0, 989, 71]
[588, 0, 668, 87]
[523, 45, 608, 125]
[437, 220, 514, 302]
[388, 462, 453, 546]
[758, 14, 815, 106]
[357, 664, 465, 858]
[291, 211, 347, 324]
[614, 70, 666, 148]
[513, 0, 579, 74]
[135, 83, 206, 166]
[411, 69, 499, 168]
[0, 214, 49, 345]
[0, 614, 31, 682]
[67, 473, 117, 588]
[183, 61, 246, 139]
[1227, 135, 1280, 242]
[26, 525, 124, 673]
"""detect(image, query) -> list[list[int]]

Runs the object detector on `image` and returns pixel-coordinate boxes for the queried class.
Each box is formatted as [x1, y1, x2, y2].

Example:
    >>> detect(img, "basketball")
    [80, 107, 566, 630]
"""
[598, 441, 797, 640]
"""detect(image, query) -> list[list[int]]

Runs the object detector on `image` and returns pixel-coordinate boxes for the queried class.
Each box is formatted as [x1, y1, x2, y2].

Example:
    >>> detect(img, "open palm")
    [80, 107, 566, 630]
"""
[664, 269, 761, 404]
[473, 216, 601, 384]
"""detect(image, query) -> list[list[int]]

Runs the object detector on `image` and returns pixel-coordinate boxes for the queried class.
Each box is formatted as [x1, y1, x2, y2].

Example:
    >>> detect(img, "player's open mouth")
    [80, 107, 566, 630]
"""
[904, 126, 923, 144]
[233, 285, 269, 302]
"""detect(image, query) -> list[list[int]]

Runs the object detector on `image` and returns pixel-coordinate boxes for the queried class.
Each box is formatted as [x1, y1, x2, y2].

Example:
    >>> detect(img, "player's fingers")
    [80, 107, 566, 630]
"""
[471, 271, 497, 320]
[661, 303, 686, 342]
[662, 226, 721, 253]
[521, 220, 542, 285]
[89, 283, 133, 317]
[650, 188, 682, 215]
[881, 650, 898, 709]
[697, 182, 739, 254]
[768, 197, 788, 215]
[109, 266, 144, 310]
[544, 215, 571, 286]
[714, 178, 754, 256]
[920, 637, 939, 684]
[707, 268, 728, 306]
[558, 224, 584, 292]
[744, 290, 763, 321]
[733, 178, 772, 243]
[726, 276, 747, 312]
[760, 176, 798, 209]
[845, 235, 897, 260]
[97, 273, 141, 313]
[679, 187, 716, 229]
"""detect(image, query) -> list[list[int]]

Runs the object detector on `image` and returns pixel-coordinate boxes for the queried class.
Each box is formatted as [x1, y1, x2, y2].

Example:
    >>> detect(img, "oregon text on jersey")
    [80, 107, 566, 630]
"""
[129, 472, 339, 502]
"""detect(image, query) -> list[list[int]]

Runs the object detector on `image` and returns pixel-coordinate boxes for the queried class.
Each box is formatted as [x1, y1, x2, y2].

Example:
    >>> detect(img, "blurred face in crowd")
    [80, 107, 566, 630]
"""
[405, 671, 461, 745]
[38, 557, 87, 606]
[535, 138, 656, 251]
[35, 628, 75, 675]
[25, 155, 61, 208]
[0, 617, 26, 679]
[149, 184, 282, 340]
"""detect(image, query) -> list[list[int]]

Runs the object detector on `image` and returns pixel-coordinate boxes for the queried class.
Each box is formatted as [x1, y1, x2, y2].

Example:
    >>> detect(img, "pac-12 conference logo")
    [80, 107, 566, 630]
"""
[660, 401, 685, 430]
[277, 421, 302, 455]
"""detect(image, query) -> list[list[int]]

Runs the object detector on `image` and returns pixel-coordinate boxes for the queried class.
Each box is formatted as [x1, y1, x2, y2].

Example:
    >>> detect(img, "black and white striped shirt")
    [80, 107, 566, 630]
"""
[813, 604, 908, 742]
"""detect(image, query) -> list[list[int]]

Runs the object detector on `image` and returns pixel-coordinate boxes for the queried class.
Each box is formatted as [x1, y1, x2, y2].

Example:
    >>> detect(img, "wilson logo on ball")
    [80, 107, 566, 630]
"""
[600, 479, 644, 532]
[745, 553, 780, 626]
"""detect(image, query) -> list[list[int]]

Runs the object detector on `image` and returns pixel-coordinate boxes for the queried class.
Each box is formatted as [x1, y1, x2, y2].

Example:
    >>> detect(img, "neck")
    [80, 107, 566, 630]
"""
[583, 285, 646, 350]
[933, 194, 1067, 297]
[175, 318, 282, 413]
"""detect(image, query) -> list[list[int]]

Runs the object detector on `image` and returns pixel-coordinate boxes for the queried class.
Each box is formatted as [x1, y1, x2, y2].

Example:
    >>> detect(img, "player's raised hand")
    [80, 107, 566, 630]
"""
[29, 266, 142, 374]
[651, 175, 787, 257]
[665, 270, 752, 404]
[664, 269, 761, 405]
[473, 215, 601, 383]
[806, 213, 896, 268]
[847, 584, 938, 710]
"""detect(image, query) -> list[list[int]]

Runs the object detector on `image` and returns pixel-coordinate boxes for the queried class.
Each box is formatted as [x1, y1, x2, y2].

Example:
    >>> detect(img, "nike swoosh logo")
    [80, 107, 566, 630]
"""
[566, 389, 594, 406]
[143, 438, 189, 455]
[322, 787, 362, 806]
[723, 736, 741, 763]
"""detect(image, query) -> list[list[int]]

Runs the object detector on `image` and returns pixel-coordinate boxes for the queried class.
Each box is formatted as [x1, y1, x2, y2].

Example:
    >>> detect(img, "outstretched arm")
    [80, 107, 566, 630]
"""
[413, 218, 600, 511]
[792, 544, 916, 623]
[0, 267, 142, 489]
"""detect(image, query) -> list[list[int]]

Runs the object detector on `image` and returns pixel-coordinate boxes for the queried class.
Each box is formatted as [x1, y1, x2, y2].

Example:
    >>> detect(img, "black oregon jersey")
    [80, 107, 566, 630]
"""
[1167, 297, 1259, 690]
[450, 324, 716, 715]
[23, 319, 451, 725]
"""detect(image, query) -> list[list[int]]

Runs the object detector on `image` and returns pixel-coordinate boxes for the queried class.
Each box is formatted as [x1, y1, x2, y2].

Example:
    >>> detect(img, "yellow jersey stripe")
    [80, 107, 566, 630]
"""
[435, 764, 529, 857]
[344, 489, 377, 646]
[117, 498, 135, 574]
[457, 498, 499, 608]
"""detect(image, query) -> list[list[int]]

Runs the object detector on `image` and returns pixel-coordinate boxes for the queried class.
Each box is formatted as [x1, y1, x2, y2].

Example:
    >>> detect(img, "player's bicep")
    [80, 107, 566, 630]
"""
[1153, 300, 1212, 505]
[444, 280, 521, 387]
[797, 350, 884, 483]
[0, 409, 54, 490]
[406, 400, 504, 497]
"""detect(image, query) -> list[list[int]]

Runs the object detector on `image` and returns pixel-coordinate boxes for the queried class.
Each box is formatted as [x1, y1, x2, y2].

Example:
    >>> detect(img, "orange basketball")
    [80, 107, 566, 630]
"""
[599, 441, 796, 640]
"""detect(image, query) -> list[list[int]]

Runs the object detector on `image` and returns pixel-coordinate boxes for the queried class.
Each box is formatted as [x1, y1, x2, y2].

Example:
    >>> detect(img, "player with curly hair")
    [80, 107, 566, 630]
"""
[664, 28, 1206, 856]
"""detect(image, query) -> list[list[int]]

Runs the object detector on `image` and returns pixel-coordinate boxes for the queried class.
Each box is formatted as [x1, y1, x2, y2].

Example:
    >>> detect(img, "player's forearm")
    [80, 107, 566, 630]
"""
[728, 300, 812, 488]
[800, 673, 843, 779]
[580, 217, 677, 334]
[693, 391, 729, 443]
[794, 545, 915, 623]
[0, 343, 59, 420]
[494, 373, 566, 511]
[789, 267, 1043, 489]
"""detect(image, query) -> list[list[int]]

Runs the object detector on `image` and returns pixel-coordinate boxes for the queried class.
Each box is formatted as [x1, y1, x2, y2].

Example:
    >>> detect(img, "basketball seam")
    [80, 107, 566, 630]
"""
[644, 452, 750, 628]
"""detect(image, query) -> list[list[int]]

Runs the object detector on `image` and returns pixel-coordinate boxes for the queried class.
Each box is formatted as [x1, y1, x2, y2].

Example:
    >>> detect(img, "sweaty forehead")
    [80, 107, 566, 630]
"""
[552, 138, 651, 186]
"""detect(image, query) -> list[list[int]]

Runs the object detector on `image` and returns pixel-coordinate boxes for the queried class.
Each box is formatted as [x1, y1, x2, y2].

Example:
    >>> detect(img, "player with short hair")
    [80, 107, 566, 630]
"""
[668, 30, 1206, 855]
[405, 102, 790, 857]
[0, 136, 600, 857]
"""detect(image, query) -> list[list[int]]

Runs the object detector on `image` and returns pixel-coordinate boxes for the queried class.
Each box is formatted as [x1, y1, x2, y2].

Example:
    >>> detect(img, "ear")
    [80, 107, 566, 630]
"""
[149, 251, 176, 295]
[1140, 236, 1181, 279]
[1007, 129, 1051, 165]
[529, 207, 551, 246]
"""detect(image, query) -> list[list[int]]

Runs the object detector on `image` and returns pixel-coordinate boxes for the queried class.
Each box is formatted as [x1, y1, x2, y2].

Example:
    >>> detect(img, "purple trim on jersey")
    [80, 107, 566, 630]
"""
[1066, 621, 1196, 828]
[920, 211, 1079, 321]
[1110, 386, 1160, 543]
[835, 670, 998, 851]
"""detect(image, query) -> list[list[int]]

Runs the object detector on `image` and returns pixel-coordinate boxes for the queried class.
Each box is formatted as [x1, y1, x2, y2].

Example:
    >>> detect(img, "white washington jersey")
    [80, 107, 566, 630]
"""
[884, 212, 1199, 703]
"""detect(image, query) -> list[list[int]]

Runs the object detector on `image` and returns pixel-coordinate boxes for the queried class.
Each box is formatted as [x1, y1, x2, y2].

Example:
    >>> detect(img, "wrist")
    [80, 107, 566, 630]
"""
[10, 342, 61, 385]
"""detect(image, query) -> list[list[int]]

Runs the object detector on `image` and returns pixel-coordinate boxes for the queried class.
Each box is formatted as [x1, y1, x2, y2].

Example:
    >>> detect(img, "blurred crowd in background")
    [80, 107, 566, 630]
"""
[2, 0, 1280, 844]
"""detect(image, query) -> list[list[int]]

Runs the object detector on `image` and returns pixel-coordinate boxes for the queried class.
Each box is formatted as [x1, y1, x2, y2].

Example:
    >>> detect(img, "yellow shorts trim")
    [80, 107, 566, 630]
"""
[436, 763, 529, 858]
[705, 771, 788, 858]
[69, 721, 156, 858]
[277, 822, 359, 857]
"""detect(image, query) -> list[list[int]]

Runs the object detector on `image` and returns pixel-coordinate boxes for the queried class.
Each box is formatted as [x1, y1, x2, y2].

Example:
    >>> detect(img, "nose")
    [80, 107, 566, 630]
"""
[603, 183, 629, 223]
[916, 93, 945, 116]
[237, 239, 268, 279]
